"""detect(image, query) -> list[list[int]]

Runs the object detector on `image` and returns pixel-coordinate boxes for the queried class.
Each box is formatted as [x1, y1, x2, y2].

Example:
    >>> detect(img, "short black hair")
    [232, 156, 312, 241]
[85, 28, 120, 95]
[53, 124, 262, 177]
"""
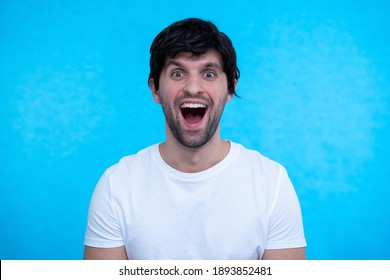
[148, 18, 240, 96]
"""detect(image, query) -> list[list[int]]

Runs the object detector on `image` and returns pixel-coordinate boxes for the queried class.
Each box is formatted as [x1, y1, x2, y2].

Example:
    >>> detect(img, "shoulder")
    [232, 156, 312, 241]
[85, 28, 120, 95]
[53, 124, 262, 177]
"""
[92, 144, 160, 201]
[98, 144, 159, 193]
[104, 144, 158, 177]
[233, 142, 286, 176]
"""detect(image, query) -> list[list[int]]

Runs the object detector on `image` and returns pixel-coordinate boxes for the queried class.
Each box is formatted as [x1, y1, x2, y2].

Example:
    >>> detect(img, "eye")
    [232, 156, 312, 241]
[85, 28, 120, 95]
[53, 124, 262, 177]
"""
[171, 70, 184, 79]
[203, 71, 217, 79]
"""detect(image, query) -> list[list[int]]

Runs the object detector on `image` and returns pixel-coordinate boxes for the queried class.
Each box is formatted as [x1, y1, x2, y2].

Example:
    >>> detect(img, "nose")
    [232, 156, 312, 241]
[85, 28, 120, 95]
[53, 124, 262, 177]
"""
[183, 74, 204, 95]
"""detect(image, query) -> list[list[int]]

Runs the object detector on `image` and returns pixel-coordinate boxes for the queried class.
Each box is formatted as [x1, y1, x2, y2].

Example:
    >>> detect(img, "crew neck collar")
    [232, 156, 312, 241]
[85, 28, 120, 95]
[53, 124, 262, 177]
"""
[152, 141, 239, 181]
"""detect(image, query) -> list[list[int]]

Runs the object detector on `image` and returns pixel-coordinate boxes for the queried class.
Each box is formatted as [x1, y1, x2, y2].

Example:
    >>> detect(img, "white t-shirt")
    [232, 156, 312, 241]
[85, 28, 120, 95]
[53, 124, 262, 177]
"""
[84, 142, 306, 259]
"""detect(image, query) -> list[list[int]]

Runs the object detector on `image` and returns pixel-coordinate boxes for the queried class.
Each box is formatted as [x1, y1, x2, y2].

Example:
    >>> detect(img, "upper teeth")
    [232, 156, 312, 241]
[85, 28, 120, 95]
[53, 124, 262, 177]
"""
[180, 103, 207, 108]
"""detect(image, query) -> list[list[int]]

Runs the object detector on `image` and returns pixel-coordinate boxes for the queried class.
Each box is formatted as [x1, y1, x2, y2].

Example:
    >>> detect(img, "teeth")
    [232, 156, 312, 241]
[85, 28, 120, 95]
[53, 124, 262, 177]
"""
[180, 103, 207, 109]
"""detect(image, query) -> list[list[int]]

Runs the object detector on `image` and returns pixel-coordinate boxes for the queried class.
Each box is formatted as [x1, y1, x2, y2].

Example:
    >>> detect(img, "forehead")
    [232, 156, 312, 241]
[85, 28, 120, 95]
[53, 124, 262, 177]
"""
[163, 49, 224, 69]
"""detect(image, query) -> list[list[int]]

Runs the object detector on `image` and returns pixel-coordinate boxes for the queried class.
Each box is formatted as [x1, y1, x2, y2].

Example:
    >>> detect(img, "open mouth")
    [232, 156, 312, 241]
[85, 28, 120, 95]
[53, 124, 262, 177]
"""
[180, 103, 207, 125]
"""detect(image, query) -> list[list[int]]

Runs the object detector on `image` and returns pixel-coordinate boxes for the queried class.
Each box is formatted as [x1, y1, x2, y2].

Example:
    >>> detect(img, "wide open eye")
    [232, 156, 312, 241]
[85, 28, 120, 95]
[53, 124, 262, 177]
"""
[171, 70, 184, 79]
[203, 71, 216, 79]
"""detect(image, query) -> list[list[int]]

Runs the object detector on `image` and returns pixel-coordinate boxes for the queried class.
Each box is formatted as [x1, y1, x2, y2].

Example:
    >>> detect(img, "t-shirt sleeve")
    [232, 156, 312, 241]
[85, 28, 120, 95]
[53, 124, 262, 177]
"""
[84, 170, 125, 248]
[266, 167, 307, 249]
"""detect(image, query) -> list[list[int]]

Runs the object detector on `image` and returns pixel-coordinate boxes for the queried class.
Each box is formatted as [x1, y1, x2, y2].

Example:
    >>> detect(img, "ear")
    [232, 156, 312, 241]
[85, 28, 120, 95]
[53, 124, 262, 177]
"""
[226, 92, 233, 103]
[149, 78, 161, 104]
[226, 79, 238, 103]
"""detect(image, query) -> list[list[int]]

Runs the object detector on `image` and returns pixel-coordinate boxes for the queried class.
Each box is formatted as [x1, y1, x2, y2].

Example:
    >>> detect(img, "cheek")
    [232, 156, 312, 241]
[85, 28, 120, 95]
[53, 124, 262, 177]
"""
[160, 90, 178, 106]
[157, 90, 177, 112]
[210, 84, 230, 102]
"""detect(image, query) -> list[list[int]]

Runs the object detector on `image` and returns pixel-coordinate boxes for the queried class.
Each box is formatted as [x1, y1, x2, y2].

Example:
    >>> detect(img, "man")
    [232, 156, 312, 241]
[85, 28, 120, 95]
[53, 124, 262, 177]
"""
[84, 18, 306, 260]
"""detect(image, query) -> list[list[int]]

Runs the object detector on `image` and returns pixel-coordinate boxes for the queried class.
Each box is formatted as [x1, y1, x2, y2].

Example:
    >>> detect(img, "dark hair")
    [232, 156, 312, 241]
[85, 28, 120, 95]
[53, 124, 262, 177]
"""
[148, 18, 240, 96]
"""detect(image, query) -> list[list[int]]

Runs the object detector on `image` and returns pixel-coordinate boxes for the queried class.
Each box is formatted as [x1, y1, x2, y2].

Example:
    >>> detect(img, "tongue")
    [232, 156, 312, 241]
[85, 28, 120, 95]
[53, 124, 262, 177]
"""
[184, 113, 203, 124]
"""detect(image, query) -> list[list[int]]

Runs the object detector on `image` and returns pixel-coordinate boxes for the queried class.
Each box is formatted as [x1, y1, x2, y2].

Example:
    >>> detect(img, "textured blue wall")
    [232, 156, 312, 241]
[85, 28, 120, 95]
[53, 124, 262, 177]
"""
[1, 0, 389, 259]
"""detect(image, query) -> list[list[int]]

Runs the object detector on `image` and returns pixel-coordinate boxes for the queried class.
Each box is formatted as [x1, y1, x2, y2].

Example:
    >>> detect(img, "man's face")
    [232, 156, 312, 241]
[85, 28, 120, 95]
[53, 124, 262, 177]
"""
[151, 49, 234, 149]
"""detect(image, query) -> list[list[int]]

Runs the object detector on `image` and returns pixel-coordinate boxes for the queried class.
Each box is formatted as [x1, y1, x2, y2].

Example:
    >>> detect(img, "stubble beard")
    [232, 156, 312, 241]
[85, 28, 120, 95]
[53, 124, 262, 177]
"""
[160, 95, 228, 149]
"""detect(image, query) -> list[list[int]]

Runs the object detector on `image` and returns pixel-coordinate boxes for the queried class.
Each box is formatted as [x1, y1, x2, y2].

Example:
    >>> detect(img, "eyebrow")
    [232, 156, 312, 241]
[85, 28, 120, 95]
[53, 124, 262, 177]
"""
[164, 59, 223, 71]
[204, 62, 223, 71]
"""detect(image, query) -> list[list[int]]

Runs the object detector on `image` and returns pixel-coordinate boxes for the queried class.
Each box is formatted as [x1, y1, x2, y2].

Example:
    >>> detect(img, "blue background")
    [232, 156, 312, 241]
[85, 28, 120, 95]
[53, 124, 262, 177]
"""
[1, 0, 389, 260]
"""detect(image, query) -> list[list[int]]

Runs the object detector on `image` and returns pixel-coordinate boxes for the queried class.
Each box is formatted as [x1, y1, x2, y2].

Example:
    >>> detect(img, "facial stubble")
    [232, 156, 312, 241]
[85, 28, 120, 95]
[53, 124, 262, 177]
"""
[160, 94, 229, 149]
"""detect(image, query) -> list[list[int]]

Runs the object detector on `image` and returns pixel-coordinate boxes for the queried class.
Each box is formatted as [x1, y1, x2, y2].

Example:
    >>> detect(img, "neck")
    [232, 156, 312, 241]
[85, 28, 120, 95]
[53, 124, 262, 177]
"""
[159, 128, 231, 173]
